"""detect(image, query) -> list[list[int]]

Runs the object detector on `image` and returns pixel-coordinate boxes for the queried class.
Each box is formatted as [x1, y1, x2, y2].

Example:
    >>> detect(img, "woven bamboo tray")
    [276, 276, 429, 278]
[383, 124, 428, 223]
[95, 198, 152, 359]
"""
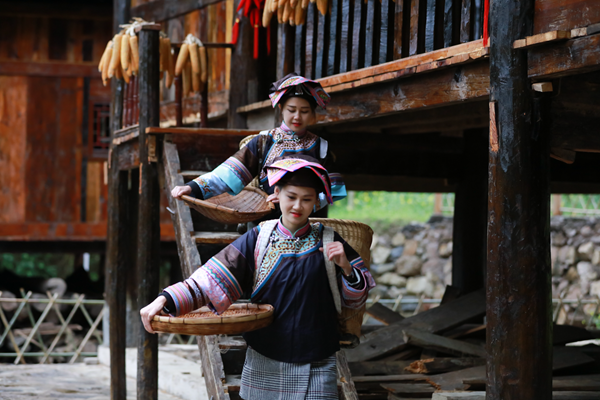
[182, 186, 275, 224]
[151, 303, 274, 335]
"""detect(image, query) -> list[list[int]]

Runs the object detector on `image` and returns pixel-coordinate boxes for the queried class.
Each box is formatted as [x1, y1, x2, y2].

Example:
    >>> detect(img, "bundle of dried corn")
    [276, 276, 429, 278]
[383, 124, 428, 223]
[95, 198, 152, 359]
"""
[174, 34, 208, 97]
[98, 18, 174, 88]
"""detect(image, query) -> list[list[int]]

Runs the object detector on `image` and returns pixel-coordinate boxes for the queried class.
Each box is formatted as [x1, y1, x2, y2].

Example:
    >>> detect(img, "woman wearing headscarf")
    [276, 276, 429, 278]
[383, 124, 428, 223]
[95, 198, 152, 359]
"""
[170, 73, 347, 211]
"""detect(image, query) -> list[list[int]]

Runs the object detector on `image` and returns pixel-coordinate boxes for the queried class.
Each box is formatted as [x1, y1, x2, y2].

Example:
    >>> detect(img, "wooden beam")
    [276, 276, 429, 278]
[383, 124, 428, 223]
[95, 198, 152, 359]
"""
[316, 61, 489, 126]
[136, 26, 161, 400]
[405, 357, 486, 374]
[131, 0, 224, 22]
[348, 361, 414, 376]
[532, 82, 553, 92]
[0, 61, 100, 78]
[345, 289, 485, 362]
[528, 34, 600, 79]
[237, 40, 488, 115]
[402, 329, 486, 358]
[550, 147, 576, 164]
[487, 0, 552, 399]
[513, 30, 571, 49]
[366, 303, 405, 325]
[336, 350, 359, 400]
[147, 127, 260, 136]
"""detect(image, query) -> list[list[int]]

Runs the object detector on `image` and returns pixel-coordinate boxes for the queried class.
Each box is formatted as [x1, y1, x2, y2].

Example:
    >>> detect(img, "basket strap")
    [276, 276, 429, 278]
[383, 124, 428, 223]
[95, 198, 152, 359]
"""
[254, 219, 279, 286]
[323, 226, 342, 314]
[319, 138, 329, 159]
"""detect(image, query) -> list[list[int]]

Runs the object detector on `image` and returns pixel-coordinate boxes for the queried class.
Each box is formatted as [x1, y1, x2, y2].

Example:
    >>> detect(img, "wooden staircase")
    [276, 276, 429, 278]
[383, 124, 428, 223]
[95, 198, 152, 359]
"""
[161, 132, 358, 400]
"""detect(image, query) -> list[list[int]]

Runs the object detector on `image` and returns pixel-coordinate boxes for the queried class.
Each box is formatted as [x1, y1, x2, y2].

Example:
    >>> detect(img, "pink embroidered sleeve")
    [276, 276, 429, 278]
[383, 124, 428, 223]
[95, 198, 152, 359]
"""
[340, 257, 376, 309]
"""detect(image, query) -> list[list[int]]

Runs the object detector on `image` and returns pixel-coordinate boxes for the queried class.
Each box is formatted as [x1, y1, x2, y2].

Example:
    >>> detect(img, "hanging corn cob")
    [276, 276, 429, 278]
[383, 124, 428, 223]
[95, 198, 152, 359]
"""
[99, 19, 174, 87]
[173, 34, 207, 97]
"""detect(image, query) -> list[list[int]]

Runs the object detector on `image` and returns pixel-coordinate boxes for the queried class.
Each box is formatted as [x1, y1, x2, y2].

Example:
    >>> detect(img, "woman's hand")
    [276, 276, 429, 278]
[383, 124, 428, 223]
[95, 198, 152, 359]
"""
[266, 192, 279, 204]
[171, 185, 192, 199]
[320, 241, 352, 276]
[140, 296, 167, 334]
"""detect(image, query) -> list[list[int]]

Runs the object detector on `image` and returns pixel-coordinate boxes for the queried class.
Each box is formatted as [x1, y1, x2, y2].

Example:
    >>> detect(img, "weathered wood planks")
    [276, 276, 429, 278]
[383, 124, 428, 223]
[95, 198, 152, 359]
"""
[366, 303, 405, 325]
[533, 0, 600, 35]
[316, 61, 489, 126]
[131, 0, 225, 22]
[528, 34, 600, 79]
[346, 289, 485, 362]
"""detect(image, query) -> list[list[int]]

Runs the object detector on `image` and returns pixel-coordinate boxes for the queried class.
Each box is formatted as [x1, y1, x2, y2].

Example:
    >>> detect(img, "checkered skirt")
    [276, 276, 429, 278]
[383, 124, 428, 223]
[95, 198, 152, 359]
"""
[240, 347, 338, 400]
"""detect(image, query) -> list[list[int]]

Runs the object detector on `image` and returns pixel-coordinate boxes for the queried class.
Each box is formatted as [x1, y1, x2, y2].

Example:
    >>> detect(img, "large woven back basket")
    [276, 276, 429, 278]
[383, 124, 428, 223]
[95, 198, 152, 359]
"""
[310, 218, 373, 346]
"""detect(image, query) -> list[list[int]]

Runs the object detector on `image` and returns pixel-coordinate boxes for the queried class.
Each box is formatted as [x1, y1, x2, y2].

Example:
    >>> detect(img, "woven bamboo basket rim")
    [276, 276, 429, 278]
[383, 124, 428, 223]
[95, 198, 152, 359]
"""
[152, 303, 274, 325]
[309, 218, 373, 268]
[181, 186, 275, 215]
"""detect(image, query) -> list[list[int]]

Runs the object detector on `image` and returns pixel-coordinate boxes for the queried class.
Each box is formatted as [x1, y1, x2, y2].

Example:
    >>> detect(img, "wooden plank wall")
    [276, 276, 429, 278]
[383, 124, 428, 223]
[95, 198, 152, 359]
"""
[0, 15, 111, 65]
[0, 76, 27, 223]
[25, 77, 84, 222]
[534, 0, 600, 35]
[160, 1, 233, 116]
[291, 0, 484, 80]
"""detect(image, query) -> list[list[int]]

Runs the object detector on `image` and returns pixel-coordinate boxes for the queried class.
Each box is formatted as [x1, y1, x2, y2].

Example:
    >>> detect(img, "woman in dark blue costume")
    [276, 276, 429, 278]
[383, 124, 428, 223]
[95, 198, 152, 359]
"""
[141, 157, 375, 399]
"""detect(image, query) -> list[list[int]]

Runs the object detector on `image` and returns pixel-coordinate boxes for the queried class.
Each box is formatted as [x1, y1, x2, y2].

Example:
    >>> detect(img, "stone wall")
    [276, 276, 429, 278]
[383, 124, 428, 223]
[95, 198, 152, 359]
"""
[368, 216, 600, 303]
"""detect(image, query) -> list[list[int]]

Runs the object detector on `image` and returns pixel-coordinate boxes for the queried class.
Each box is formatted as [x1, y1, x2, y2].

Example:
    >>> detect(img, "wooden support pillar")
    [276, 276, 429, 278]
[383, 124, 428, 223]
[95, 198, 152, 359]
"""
[452, 129, 487, 293]
[107, 1, 130, 399]
[486, 0, 552, 398]
[136, 25, 162, 400]
[227, 0, 258, 129]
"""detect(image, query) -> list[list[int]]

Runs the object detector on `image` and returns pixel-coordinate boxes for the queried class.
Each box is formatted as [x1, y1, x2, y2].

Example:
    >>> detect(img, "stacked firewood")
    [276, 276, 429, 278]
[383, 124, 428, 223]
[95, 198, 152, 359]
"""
[344, 287, 600, 399]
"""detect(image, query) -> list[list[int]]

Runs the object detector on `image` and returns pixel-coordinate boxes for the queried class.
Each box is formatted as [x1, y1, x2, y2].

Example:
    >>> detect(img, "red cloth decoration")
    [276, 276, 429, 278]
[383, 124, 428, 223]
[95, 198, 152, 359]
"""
[483, 0, 490, 46]
[231, 17, 240, 45]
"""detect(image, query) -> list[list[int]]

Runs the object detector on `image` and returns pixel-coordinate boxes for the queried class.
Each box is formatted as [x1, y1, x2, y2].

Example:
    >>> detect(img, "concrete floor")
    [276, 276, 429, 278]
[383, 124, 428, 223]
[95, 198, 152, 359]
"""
[0, 344, 210, 400]
[0, 363, 184, 400]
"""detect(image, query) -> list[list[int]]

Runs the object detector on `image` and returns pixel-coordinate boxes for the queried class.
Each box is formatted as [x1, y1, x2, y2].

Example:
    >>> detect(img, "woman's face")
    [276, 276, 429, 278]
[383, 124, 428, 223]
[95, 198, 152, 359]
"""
[281, 97, 316, 133]
[275, 184, 317, 232]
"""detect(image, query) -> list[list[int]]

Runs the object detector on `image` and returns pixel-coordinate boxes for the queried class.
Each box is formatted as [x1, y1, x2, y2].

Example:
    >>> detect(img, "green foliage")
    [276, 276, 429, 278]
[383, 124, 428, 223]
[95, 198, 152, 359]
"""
[329, 192, 452, 228]
[0, 253, 75, 279]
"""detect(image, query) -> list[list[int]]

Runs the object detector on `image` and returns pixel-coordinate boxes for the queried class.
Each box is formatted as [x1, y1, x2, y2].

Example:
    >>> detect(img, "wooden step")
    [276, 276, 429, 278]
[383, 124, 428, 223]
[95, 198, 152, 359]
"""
[218, 336, 247, 350]
[192, 231, 241, 244]
[224, 374, 241, 393]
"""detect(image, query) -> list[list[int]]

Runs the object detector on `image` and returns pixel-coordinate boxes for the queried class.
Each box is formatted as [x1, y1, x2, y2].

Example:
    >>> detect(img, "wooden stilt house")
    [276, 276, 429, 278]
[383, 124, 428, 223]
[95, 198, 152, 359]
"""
[107, 0, 600, 399]
[0, 0, 176, 253]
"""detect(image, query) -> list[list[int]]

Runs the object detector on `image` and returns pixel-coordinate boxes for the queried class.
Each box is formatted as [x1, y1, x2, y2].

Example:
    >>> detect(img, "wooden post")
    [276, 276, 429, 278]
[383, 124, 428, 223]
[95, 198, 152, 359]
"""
[200, 49, 209, 128]
[227, 0, 257, 129]
[452, 129, 487, 294]
[552, 194, 562, 216]
[106, 1, 130, 399]
[487, 0, 552, 398]
[136, 24, 162, 400]
[106, 84, 128, 400]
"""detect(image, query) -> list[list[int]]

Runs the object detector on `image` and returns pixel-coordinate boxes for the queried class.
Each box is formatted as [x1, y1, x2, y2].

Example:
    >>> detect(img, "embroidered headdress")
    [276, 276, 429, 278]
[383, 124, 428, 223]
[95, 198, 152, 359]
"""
[269, 73, 331, 109]
[266, 156, 333, 204]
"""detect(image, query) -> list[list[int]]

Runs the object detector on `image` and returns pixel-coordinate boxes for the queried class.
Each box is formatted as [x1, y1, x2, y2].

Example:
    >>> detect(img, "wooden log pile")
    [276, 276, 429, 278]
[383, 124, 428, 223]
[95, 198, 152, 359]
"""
[343, 287, 600, 399]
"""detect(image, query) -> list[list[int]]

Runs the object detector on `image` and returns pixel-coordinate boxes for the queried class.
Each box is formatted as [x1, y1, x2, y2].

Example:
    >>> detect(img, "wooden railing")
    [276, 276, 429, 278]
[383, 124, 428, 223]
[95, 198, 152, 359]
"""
[284, 0, 486, 80]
